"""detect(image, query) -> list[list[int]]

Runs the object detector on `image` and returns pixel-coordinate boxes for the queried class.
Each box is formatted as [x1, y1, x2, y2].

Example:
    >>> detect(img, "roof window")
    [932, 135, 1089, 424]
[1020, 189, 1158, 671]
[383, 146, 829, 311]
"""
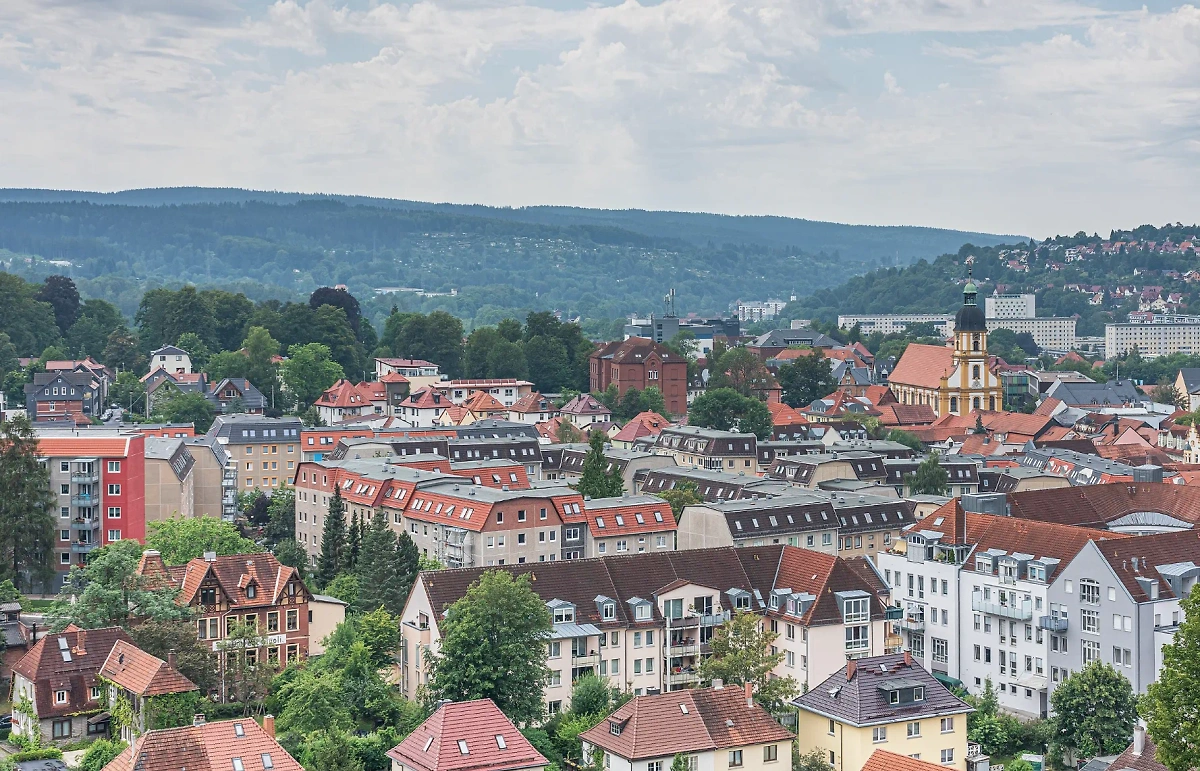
[458, 741, 469, 755]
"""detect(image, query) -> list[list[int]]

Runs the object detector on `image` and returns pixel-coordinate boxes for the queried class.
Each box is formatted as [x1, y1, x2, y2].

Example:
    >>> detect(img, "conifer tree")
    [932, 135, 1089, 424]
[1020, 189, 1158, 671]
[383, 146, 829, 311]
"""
[357, 512, 417, 615]
[346, 511, 362, 571]
[575, 430, 623, 499]
[317, 487, 347, 588]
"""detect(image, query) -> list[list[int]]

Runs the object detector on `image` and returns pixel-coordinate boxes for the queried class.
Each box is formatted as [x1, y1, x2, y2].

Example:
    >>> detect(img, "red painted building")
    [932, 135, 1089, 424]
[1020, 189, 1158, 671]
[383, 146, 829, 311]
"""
[588, 337, 688, 416]
[35, 429, 146, 590]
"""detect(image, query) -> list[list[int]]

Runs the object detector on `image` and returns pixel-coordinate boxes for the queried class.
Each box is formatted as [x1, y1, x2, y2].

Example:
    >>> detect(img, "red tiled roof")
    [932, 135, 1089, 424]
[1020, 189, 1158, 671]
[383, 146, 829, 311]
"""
[139, 551, 311, 610]
[104, 718, 302, 771]
[463, 391, 507, 413]
[1005, 483, 1200, 529]
[387, 699, 546, 771]
[314, 379, 370, 409]
[1096, 530, 1200, 602]
[862, 750, 951, 771]
[862, 385, 896, 406]
[36, 436, 133, 458]
[14, 626, 132, 719]
[580, 686, 793, 760]
[100, 639, 197, 697]
[509, 392, 557, 414]
[1033, 397, 1065, 417]
[406, 387, 449, 409]
[887, 344, 954, 389]
[766, 402, 808, 427]
[1103, 733, 1169, 771]
[582, 498, 676, 536]
[380, 372, 410, 384]
[877, 404, 936, 426]
[438, 405, 474, 425]
[561, 394, 611, 416]
[611, 421, 653, 443]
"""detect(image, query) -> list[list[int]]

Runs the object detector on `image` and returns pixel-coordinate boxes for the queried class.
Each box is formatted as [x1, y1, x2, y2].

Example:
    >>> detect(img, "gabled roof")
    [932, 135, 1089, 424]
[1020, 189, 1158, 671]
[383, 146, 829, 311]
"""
[1005, 482, 1200, 529]
[104, 718, 302, 771]
[100, 639, 197, 697]
[862, 750, 952, 771]
[1094, 530, 1200, 602]
[887, 344, 954, 390]
[794, 653, 972, 726]
[591, 337, 681, 366]
[509, 392, 557, 414]
[138, 551, 311, 610]
[14, 626, 132, 719]
[406, 387, 448, 409]
[1104, 732, 1169, 771]
[580, 686, 793, 760]
[464, 391, 507, 413]
[387, 699, 546, 771]
[560, 394, 611, 417]
[314, 379, 370, 409]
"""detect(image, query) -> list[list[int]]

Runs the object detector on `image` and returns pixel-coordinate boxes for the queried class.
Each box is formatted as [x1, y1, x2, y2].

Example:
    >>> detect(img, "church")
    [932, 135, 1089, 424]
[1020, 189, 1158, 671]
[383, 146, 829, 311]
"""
[887, 276, 1003, 416]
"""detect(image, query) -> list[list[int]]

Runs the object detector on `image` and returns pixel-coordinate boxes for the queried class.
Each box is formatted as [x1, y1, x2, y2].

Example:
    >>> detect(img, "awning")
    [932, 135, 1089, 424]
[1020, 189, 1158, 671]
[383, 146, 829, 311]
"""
[550, 623, 602, 640]
[1016, 674, 1049, 690]
[87, 712, 111, 725]
[933, 672, 963, 689]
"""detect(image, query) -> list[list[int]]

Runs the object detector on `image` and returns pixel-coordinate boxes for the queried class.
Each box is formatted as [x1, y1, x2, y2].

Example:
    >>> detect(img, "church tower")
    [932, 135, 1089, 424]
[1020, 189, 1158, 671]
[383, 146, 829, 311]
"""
[942, 271, 1002, 415]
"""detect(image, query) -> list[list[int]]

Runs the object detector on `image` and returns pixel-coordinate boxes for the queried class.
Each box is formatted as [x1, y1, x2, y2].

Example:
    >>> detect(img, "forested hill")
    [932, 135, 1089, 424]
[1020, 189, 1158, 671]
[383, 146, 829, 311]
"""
[0, 190, 1014, 328]
[786, 225, 1200, 337]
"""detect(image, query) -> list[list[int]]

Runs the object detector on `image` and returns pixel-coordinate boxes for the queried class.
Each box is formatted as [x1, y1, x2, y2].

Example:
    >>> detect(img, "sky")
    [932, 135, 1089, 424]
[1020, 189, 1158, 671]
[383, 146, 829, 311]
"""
[1, 0, 1198, 237]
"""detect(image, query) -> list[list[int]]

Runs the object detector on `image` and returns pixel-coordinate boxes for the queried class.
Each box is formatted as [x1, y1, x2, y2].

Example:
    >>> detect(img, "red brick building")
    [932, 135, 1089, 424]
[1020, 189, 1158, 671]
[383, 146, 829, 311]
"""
[589, 338, 688, 416]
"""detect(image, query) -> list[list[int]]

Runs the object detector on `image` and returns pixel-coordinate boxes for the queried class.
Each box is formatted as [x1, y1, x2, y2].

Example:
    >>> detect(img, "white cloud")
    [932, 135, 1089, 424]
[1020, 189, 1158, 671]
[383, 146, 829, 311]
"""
[0, 0, 1197, 236]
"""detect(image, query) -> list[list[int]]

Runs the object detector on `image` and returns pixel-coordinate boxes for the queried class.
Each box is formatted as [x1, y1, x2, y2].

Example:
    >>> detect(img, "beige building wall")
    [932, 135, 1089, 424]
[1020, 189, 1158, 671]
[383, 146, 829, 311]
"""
[797, 712, 967, 771]
[308, 596, 348, 654]
[144, 458, 194, 524]
[189, 446, 226, 518]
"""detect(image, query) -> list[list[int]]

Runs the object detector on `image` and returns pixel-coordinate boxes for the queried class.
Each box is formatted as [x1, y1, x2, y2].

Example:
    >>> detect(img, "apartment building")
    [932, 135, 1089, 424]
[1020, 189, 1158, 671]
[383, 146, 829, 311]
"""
[580, 684, 793, 771]
[876, 502, 1129, 719]
[149, 344, 193, 375]
[545, 444, 677, 491]
[652, 426, 759, 474]
[638, 467, 791, 502]
[293, 459, 584, 568]
[1106, 322, 1200, 358]
[837, 314, 955, 338]
[143, 437, 195, 523]
[136, 550, 313, 699]
[795, 653, 972, 771]
[677, 492, 916, 561]
[985, 317, 1076, 352]
[207, 414, 303, 494]
[437, 379, 535, 408]
[375, 357, 441, 392]
[184, 435, 238, 520]
[984, 294, 1036, 319]
[768, 452, 887, 489]
[571, 495, 677, 558]
[884, 458, 981, 498]
[35, 428, 146, 589]
[398, 545, 895, 711]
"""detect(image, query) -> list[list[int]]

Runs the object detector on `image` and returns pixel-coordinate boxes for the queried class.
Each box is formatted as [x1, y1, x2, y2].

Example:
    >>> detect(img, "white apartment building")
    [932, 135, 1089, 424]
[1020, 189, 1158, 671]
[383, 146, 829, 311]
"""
[985, 294, 1036, 319]
[398, 545, 896, 713]
[837, 314, 954, 337]
[1106, 322, 1200, 358]
[986, 317, 1076, 352]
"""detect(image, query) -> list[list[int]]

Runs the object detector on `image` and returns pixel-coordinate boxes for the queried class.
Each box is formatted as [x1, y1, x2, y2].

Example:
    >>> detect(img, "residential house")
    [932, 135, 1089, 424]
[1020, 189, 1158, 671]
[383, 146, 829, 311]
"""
[376, 358, 442, 392]
[206, 377, 268, 415]
[44, 357, 112, 405]
[34, 428, 146, 589]
[746, 328, 838, 360]
[1174, 368, 1200, 411]
[149, 345, 193, 375]
[1101, 724, 1166, 771]
[207, 414, 303, 494]
[652, 426, 759, 474]
[572, 496, 677, 559]
[386, 699, 547, 771]
[398, 545, 895, 710]
[314, 379, 376, 425]
[101, 715, 302, 771]
[143, 437, 195, 523]
[396, 388, 451, 428]
[437, 379, 535, 408]
[767, 452, 887, 490]
[589, 338, 689, 416]
[507, 393, 561, 425]
[12, 626, 132, 745]
[794, 653, 972, 771]
[184, 435, 238, 520]
[143, 371, 208, 417]
[136, 550, 313, 699]
[579, 684, 793, 771]
[548, 444, 677, 492]
[25, 370, 106, 423]
[99, 640, 198, 742]
[560, 394, 613, 428]
[637, 467, 789, 502]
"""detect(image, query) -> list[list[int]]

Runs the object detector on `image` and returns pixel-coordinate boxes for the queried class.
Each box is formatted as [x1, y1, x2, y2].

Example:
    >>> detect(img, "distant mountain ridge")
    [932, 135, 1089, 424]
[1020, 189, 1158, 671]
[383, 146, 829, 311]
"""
[0, 187, 1020, 258]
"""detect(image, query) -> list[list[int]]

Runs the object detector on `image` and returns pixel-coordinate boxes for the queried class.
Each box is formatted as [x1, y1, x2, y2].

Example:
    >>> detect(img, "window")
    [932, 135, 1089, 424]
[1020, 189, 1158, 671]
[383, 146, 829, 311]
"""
[941, 749, 955, 765]
[845, 625, 869, 651]
[548, 670, 561, 686]
[52, 719, 71, 739]
[648, 763, 663, 771]
[828, 719, 836, 736]
[107, 507, 121, 518]
[873, 727, 887, 743]
[108, 530, 122, 541]
[907, 722, 921, 738]
[764, 745, 778, 763]
[1079, 579, 1101, 605]
[1082, 639, 1100, 665]
[727, 749, 744, 767]
[1081, 609, 1099, 634]
[286, 609, 299, 631]
[55, 689, 68, 704]
[108, 461, 121, 473]
[107, 483, 121, 495]
[91, 686, 102, 700]
[940, 718, 954, 733]
[233, 760, 246, 771]
[267, 611, 280, 632]
[843, 598, 869, 623]
[932, 638, 948, 664]
[262, 755, 275, 770]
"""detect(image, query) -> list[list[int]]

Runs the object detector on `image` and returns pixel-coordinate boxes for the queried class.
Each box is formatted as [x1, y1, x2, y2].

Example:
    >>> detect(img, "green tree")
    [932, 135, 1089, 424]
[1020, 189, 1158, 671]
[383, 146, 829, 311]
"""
[575, 431, 623, 498]
[347, 511, 363, 572]
[301, 729, 365, 771]
[0, 415, 55, 591]
[317, 487, 348, 588]
[709, 347, 771, 397]
[1049, 660, 1137, 766]
[146, 515, 258, 564]
[383, 310, 465, 377]
[568, 673, 613, 718]
[325, 572, 361, 612]
[78, 738, 127, 771]
[697, 611, 797, 712]
[1151, 378, 1187, 410]
[426, 571, 552, 725]
[356, 606, 403, 670]
[671, 753, 691, 771]
[35, 275, 81, 333]
[277, 669, 354, 740]
[777, 351, 838, 408]
[153, 391, 217, 432]
[163, 286, 219, 349]
[264, 486, 296, 547]
[357, 512, 418, 616]
[1143, 585, 1200, 771]
[463, 327, 505, 379]
[129, 618, 218, 695]
[282, 342, 345, 408]
[485, 338, 529, 380]
[273, 540, 308, 576]
[659, 480, 702, 521]
[903, 452, 950, 496]
[110, 371, 146, 415]
[174, 332, 211, 371]
[47, 540, 190, 629]
[688, 388, 772, 439]
[792, 747, 828, 771]
[525, 335, 570, 392]
[242, 325, 283, 396]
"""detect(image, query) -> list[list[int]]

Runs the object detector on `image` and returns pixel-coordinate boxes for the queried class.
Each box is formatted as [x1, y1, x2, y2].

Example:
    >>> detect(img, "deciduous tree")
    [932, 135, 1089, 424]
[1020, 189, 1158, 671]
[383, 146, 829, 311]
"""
[698, 610, 797, 712]
[281, 342, 345, 408]
[777, 351, 838, 408]
[904, 452, 950, 496]
[146, 515, 257, 564]
[48, 540, 189, 629]
[1143, 586, 1200, 771]
[36, 275, 81, 333]
[1049, 660, 1137, 766]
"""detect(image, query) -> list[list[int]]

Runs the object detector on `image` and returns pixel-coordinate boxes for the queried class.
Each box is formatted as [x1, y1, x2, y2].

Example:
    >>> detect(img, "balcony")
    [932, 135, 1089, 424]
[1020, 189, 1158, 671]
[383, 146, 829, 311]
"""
[571, 651, 600, 667]
[70, 519, 100, 531]
[70, 495, 96, 507]
[971, 596, 1033, 621]
[898, 616, 925, 632]
[666, 668, 700, 686]
[1038, 615, 1068, 632]
[71, 542, 99, 554]
[885, 606, 904, 621]
[70, 471, 98, 483]
[671, 610, 730, 628]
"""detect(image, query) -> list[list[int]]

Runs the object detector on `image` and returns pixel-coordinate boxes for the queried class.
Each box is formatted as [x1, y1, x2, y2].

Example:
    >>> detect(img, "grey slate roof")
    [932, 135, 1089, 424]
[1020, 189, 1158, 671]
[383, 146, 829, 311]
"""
[1179, 368, 1200, 395]
[1046, 379, 1145, 407]
[752, 328, 839, 349]
[793, 653, 972, 727]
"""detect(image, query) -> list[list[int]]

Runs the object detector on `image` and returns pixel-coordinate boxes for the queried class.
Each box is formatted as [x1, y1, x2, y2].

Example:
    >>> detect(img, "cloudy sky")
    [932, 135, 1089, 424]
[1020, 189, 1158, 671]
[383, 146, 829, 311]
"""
[1, 0, 1197, 237]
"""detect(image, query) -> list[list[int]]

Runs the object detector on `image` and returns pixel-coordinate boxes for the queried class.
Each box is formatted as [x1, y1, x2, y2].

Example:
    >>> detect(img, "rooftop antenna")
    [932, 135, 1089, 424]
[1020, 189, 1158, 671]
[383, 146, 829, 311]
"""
[663, 288, 677, 317]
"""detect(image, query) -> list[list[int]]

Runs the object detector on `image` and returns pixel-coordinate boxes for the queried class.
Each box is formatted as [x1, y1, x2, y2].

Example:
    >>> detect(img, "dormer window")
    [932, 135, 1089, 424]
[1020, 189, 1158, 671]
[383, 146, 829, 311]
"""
[975, 556, 992, 574]
[552, 605, 575, 624]
[635, 604, 651, 621]
[736, 595, 750, 610]
[603, 603, 615, 620]
[610, 721, 622, 736]
[246, 584, 257, 599]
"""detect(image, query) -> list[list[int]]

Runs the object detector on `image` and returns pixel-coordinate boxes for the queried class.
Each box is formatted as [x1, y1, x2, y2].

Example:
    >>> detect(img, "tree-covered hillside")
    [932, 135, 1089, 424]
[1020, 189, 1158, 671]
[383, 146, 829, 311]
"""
[787, 226, 1200, 337]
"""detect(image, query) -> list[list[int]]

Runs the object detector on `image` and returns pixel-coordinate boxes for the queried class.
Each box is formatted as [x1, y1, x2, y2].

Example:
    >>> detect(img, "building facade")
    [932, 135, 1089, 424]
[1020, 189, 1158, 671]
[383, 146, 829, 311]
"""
[590, 338, 689, 417]
[207, 414, 303, 494]
[985, 317, 1076, 352]
[1105, 322, 1200, 358]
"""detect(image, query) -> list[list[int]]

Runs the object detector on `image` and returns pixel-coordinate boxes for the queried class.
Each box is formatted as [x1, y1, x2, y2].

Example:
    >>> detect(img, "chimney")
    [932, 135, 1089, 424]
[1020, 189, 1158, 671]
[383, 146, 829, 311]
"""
[263, 714, 275, 739]
[167, 651, 177, 670]
[846, 660, 857, 681]
[712, 679, 723, 690]
[193, 714, 206, 726]
[76, 628, 86, 655]
[904, 651, 912, 667]
[1133, 721, 1146, 756]
[744, 682, 753, 708]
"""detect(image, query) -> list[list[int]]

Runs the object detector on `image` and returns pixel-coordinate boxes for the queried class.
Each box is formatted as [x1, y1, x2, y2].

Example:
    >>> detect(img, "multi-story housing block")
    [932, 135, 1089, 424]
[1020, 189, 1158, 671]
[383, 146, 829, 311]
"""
[148, 344, 193, 375]
[638, 466, 790, 501]
[984, 293, 1036, 319]
[206, 414, 302, 494]
[398, 545, 895, 711]
[544, 443, 677, 491]
[652, 426, 759, 474]
[143, 437, 195, 523]
[184, 435, 238, 520]
[136, 550, 312, 699]
[589, 338, 689, 416]
[884, 458, 981, 498]
[768, 452, 887, 489]
[375, 358, 441, 392]
[36, 428, 146, 589]
[570, 495, 677, 558]
[436, 379, 535, 408]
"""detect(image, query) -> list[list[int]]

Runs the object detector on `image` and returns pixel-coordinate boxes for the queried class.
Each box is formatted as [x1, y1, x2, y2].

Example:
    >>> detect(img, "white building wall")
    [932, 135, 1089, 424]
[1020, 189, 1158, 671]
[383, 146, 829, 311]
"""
[985, 294, 1036, 319]
[1106, 323, 1200, 358]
